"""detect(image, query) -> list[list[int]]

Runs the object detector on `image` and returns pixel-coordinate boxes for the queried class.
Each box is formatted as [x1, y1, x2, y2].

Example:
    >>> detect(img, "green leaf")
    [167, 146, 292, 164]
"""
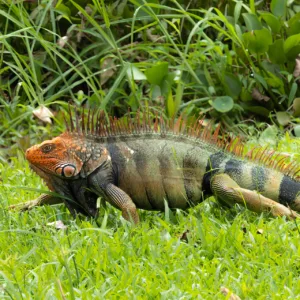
[268, 39, 286, 64]
[234, 1, 242, 24]
[223, 73, 242, 99]
[211, 96, 234, 113]
[270, 0, 287, 18]
[260, 12, 281, 34]
[241, 104, 270, 117]
[166, 90, 175, 118]
[145, 62, 169, 86]
[242, 13, 263, 31]
[293, 124, 300, 137]
[243, 28, 272, 54]
[276, 111, 290, 126]
[284, 33, 300, 60]
[259, 125, 278, 146]
[289, 83, 298, 106]
[293, 98, 300, 117]
[55, 4, 72, 23]
[253, 72, 268, 89]
[287, 12, 300, 36]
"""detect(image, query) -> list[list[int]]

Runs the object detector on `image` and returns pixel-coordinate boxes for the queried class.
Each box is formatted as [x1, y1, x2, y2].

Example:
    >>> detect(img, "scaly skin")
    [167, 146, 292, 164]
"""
[13, 112, 300, 223]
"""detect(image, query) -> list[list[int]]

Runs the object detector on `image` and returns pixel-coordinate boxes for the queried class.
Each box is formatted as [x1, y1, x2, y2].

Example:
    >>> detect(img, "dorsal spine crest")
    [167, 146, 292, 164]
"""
[63, 106, 300, 180]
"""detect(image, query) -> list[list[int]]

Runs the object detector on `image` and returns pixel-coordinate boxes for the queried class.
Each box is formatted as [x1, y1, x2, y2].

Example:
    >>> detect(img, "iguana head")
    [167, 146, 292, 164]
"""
[26, 133, 110, 179]
[26, 135, 83, 178]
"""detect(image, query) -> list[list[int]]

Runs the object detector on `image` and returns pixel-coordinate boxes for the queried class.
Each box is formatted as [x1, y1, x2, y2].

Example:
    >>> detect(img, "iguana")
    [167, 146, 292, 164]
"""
[12, 108, 300, 223]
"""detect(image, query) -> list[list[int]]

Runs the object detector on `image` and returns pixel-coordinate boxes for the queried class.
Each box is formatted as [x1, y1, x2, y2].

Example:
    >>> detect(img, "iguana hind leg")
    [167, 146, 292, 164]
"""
[211, 174, 299, 219]
[9, 194, 63, 211]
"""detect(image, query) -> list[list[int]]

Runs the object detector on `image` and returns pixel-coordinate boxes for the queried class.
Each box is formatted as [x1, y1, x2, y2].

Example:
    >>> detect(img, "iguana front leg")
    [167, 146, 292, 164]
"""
[104, 183, 139, 224]
[211, 174, 299, 219]
[9, 194, 64, 211]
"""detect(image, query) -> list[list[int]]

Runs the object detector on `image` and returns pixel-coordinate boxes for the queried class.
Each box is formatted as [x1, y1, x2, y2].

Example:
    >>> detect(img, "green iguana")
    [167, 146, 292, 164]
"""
[12, 108, 300, 223]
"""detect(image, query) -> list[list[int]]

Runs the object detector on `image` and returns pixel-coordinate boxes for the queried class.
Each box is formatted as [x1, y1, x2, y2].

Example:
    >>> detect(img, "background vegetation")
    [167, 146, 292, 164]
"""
[1, 0, 300, 298]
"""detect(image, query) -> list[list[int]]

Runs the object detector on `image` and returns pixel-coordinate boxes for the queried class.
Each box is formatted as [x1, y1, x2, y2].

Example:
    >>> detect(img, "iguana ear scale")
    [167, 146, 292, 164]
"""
[55, 164, 77, 177]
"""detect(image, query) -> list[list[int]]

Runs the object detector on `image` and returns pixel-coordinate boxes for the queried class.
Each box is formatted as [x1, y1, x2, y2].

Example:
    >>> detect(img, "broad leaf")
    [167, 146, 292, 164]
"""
[260, 12, 281, 34]
[243, 13, 263, 31]
[287, 12, 300, 36]
[268, 39, 286, 64]
[243, 28, 272, 54]
[223, 73, 242, 99]
[294, 125, 300, 137]
[284, 34, 300, 60]
[276, 111, 290, 126]
[145, 62, 169, 86]
[270, 0, 287, 18]
[293, 98, 300, 117]
[211, 96, 234, 113]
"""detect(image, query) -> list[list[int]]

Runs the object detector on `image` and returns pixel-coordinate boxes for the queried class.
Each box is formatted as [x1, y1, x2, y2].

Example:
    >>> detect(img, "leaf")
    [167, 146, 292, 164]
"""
[284, 33, 300, 60]
[241, 104, 270, 117]
[47, 221, 67, 230]
[145, 62, 169, 86]
[293, 56, 300, 78]
[289, 82, 298, 106]
[243, 13, 263, 31]
[268, 39, 286, 64]
[294, 124, 300, 137]
[276, 111, 290, 126]
[55, 4, 72, 23]
[220, 287, 241, 300]
[243, 28, 272, 54]
[251, 88, 270, 102]
[293, 98, 300, 117]
[166, 90, 175, 118]
[287, 12, 300, 36]
[100, 57, 116, 85]
[33, 106, 53, 124]
[211, 96, 234, 113]
[260, 12, 281, 34]
[259, 125, 278, 146]
[126, 65, 147, 81]
[57, 36, 68, 48]
[270, 0, 287, 18]
[224, 73, 242, 99]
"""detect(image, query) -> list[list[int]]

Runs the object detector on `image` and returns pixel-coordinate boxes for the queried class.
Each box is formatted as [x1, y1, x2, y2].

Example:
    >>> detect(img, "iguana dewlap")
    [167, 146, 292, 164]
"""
[16, 109, 300, 223]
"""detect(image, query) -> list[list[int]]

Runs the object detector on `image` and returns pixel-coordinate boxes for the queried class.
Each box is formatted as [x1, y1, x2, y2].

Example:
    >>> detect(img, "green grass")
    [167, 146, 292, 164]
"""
[1, 143, 300, 299]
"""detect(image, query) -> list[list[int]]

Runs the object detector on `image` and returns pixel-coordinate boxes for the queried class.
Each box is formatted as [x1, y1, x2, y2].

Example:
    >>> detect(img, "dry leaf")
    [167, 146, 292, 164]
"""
[241, 224, 247, 233]
[180, 229, 190, 243]
[252, 88, 270, 102]
[146, 29, 164, 43]
[57, 36, 68, 48]
[100, 58, 116, 85]
[293, 55, 300, 78]
[220, 286, 241, 300]
[256, 229, 263, 235]
[47, 220, 67, 230]
[33, 105, 54, 124]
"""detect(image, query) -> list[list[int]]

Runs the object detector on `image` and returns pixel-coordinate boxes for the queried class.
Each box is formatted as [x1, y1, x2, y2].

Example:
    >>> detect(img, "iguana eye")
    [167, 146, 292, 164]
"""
[41, 144, 55, 153]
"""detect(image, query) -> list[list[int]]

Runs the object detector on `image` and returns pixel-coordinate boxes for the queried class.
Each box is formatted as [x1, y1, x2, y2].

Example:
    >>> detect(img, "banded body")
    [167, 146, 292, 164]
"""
[17, 110, 300, 223]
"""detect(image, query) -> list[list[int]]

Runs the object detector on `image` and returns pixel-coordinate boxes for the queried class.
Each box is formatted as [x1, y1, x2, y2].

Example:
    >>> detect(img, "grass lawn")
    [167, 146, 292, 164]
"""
[1, 139, 300, 299]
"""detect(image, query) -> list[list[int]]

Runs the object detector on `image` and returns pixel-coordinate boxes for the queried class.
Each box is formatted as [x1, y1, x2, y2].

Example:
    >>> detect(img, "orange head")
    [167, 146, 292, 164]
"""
[26, 135, 84, 178]
[26, 133, 110, 179]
